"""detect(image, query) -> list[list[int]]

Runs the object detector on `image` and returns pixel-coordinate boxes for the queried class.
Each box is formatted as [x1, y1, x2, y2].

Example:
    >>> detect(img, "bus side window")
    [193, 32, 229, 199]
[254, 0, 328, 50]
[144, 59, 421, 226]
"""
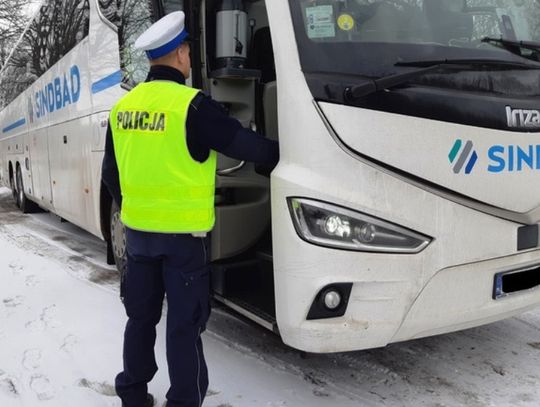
[98, 0, 154, 87]
[31, 0, 90, 77]
[161, 0, 184, 14]
[0, 0, 90, 109]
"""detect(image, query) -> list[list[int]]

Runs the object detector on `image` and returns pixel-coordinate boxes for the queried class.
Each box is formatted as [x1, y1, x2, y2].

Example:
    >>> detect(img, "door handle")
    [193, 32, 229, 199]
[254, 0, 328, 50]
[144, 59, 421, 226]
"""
[217, 161, 245, 176]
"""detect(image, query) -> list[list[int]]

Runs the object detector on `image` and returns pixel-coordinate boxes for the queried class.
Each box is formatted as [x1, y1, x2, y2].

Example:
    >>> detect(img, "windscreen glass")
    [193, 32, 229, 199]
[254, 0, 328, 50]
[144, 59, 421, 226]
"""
[289, 0, 540, 76]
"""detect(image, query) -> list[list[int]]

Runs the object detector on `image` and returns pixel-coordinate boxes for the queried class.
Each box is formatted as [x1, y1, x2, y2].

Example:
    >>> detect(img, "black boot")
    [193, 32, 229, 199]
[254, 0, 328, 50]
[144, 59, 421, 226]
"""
[122, 393, 154, 407]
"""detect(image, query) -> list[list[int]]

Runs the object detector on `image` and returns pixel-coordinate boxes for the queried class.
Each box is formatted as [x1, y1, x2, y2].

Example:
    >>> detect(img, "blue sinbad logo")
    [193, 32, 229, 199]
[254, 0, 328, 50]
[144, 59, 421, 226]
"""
[35, 65, 81, 119]
[449, 139, 540, 174]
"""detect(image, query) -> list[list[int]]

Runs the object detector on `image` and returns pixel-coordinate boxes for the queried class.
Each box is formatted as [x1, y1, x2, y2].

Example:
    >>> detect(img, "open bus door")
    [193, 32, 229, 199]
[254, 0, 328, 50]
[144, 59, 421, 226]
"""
[157, 0, 280, 330]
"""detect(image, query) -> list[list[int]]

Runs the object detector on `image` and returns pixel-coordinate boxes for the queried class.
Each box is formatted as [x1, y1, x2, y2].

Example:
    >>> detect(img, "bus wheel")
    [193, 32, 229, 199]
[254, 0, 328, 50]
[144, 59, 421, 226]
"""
[110, 200, 127, 300]
[15, 166, 38, 213]
[9, 173, 18, 207]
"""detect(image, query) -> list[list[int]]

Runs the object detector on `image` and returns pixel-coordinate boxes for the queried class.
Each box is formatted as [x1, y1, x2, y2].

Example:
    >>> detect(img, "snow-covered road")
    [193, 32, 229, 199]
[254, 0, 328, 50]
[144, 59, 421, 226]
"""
[1, 187, 539, 407]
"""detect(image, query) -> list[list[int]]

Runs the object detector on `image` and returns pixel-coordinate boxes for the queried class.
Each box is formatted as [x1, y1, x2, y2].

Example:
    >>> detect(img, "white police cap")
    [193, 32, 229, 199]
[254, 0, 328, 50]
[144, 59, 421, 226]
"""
[134, 11, 189, 60]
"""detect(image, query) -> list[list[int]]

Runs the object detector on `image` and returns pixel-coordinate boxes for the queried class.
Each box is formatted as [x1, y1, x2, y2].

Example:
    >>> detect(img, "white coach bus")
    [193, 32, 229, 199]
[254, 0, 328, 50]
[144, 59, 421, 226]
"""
[1, 0, 540, 353]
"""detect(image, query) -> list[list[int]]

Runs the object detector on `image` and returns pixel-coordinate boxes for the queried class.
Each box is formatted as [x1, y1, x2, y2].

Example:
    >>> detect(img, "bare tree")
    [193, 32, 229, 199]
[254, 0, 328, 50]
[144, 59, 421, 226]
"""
[0, 0, 35, 69]
[0, 0, 89, 109]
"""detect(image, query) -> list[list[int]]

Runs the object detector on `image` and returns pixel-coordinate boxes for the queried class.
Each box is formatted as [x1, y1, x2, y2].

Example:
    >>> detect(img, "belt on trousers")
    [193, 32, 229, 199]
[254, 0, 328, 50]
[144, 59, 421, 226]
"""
[191, 232, 207, 238]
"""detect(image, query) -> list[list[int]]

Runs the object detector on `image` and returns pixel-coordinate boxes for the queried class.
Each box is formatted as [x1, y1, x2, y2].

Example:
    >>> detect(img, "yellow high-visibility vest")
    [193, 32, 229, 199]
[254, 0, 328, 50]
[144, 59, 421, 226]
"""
[110, 81, 217, 233]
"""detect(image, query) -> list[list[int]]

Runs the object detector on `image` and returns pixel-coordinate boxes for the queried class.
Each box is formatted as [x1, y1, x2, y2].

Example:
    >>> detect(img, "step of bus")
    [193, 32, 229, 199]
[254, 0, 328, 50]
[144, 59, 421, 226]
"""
[211, 254, 276, 327]
[213, 292, 278, 334]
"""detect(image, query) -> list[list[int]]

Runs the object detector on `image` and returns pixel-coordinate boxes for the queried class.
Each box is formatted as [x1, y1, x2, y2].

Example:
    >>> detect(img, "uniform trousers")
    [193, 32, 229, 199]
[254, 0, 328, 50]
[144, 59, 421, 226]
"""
[115, 228, 211, 407]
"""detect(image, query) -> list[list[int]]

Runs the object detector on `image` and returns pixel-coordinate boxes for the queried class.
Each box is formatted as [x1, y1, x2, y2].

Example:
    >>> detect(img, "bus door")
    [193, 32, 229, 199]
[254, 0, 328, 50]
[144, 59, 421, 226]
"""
[189, 0, 278, 327]
[159, 0, 276, 262]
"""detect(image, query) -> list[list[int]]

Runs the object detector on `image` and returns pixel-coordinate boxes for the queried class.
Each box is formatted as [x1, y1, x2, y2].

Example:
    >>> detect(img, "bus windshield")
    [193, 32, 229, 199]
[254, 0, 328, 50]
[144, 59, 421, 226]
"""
[289, 0, 540, 78]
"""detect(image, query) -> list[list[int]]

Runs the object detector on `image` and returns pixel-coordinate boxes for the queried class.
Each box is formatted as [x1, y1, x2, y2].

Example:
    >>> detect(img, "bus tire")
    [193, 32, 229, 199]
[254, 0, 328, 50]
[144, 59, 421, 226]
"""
[9, 171, 18, 207]
[15, 166, 38, 213]
[110, 199, 127, 300]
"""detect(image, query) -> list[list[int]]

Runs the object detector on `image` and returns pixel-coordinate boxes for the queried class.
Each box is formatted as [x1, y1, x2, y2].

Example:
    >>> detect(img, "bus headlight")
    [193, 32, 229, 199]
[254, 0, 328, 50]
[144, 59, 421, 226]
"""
[288, 198, 431, 253]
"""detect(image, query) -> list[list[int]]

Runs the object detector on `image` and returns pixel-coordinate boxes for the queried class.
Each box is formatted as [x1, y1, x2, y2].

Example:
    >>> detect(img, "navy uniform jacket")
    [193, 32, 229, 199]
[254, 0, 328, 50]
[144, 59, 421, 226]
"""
[102, 65, 280, 206]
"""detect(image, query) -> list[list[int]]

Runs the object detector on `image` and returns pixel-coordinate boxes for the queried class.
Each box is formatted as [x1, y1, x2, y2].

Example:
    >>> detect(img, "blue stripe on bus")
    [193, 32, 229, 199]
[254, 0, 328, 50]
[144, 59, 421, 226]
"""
[2, 118, 26, 133]
[92, 70, 122, 94]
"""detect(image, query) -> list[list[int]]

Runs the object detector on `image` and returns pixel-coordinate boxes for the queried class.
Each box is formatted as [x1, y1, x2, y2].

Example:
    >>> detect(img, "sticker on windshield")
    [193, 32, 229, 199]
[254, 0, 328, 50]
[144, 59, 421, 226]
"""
[337, 14, 355, 31]
[306, 5, 335, 39]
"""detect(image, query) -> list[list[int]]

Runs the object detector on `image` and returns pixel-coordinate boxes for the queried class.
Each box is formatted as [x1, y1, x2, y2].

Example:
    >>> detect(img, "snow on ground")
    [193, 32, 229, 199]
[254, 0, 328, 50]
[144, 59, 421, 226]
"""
[1, 186, 540, 407]
[0, 188, 358, 407]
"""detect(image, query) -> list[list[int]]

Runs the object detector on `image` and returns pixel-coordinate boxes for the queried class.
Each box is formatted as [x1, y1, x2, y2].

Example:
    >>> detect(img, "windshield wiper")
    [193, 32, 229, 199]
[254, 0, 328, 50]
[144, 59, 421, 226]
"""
[482, 37, 540, 56]
[395, 58, 540, 69]
[344, 58, 539, 101]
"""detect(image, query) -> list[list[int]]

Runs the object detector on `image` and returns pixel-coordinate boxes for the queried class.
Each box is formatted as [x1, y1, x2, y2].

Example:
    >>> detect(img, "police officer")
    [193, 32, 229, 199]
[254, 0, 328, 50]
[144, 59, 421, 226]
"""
[101, 11, 279, 407]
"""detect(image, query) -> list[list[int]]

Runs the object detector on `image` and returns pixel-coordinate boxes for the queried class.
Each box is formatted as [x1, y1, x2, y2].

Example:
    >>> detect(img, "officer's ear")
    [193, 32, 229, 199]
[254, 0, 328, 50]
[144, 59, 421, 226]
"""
[179, 42, 190, 56]
[176, 44, 191, 78]
[178, 44, 191, 64]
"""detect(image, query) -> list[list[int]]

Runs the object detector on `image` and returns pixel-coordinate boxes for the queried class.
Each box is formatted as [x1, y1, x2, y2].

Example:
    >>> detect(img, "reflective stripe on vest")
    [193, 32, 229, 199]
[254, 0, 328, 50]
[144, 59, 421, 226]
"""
[110, 81, 217, 233]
